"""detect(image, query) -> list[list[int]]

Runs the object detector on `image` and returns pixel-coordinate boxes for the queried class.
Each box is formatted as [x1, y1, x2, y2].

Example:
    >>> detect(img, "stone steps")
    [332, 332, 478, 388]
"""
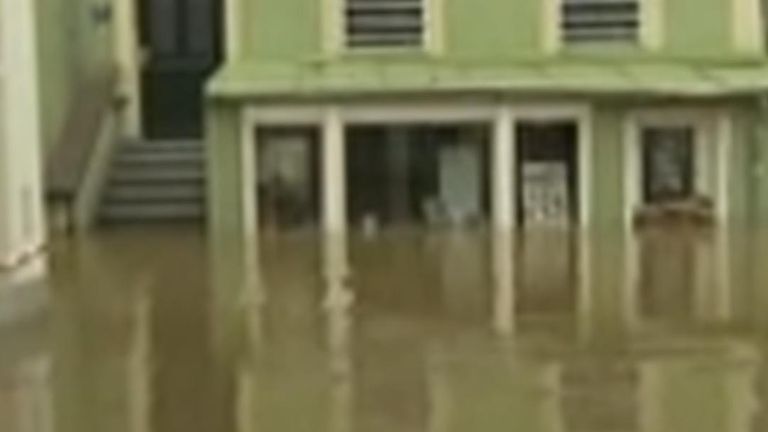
[100, 139, 206, 223]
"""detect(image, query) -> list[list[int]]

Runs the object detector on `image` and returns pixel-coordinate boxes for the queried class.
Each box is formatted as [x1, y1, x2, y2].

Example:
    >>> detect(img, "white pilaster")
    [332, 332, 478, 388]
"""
[322, 107, 347, 236]
[225, 0, 242, 60]
[113, 0, 143, 137]
[0, 0, 46, 270]
[492, 107, 515, 231]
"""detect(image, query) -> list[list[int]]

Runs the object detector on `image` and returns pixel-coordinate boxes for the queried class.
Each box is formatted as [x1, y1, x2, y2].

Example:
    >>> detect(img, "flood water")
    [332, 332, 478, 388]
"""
[3, 225, 768, 431]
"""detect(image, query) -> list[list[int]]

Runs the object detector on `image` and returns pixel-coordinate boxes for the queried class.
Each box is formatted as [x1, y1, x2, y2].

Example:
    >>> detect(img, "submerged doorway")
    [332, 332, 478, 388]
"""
[515, 121, 580, 228]
[256, 127, 321, 230]
[138, 0, 223, 138]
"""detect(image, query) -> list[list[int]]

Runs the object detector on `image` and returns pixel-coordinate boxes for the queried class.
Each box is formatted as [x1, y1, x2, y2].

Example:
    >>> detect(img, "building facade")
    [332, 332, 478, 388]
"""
[206, 0, 768, 246]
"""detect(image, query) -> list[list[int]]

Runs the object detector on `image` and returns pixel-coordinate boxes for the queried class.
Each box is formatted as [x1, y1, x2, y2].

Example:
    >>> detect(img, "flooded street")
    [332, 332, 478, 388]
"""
[2, 226, 768, 431]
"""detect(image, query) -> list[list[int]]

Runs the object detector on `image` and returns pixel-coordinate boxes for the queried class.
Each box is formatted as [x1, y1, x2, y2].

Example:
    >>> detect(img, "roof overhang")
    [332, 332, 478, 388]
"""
[207, 60, 768, 102]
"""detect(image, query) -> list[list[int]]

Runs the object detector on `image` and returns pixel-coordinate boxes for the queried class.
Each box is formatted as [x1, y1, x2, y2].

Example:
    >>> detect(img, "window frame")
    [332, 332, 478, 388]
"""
[325, 0, 443, 55]
[545, 0, 662, 53]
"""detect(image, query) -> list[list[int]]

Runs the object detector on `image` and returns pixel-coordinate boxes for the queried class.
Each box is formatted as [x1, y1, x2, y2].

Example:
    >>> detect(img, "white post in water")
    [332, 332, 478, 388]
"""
[322, 107, 347, 237]
[492, 106, 515, 231]
[0, 0, 46, 270]
[492, 233, 515, 336]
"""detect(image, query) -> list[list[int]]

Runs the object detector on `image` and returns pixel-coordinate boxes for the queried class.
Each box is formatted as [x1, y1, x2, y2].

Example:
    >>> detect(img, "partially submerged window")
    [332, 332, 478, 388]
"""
[635, 124, 714, 226]
[641, 126, 695, 205]
[562, 0, 640, 44]
[345, 0, 426, 49]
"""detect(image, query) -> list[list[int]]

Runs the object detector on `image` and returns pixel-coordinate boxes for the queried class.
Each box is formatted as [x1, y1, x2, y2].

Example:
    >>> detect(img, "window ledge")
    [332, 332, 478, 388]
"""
[633, 197, 715, 227]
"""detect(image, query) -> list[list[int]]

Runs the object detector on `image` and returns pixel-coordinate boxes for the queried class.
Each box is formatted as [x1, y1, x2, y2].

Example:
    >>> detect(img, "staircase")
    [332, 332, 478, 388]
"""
[100, 139, 206, 223]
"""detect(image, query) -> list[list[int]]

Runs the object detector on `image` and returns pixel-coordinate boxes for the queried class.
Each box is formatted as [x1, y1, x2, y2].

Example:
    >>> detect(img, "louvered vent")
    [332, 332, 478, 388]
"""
[345, 0, 425, 49]
[562, 0, 640, 44]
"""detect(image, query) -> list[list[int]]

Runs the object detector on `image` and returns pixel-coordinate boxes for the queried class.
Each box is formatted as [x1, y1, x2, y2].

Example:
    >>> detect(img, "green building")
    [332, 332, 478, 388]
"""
[205, 0, 768, 243]
[8, 0, 768, 268]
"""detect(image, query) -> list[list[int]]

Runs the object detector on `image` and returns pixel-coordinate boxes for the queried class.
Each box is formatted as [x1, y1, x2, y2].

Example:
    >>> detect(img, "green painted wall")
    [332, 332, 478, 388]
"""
[445, 0, 541, 60]
[246, 0, 322, 61]
[35, 0, 115, 152]
[663, 0, 733, 59]
[236, 0, 749, 65]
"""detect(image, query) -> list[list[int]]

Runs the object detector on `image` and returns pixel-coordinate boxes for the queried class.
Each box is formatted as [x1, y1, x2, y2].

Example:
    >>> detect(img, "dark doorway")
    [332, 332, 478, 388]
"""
[515, 121, 579, 227]
[138, 0, 223, 139]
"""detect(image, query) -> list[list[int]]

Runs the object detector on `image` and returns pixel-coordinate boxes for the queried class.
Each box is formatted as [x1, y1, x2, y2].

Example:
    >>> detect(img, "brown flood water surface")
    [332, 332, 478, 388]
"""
[2, 225, 768, 432]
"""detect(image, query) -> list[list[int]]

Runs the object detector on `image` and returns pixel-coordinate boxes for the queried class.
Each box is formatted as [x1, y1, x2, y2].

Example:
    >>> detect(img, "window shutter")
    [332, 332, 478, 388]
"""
[562, 0, 640, 43]
[345, 0, 425, 49]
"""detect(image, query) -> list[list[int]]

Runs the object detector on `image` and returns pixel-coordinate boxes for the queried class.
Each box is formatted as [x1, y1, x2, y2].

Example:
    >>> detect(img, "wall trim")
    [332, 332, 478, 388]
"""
[225, 0, 242, 60]
[642, 0, 664, 50]
[733, 0, 764, 54]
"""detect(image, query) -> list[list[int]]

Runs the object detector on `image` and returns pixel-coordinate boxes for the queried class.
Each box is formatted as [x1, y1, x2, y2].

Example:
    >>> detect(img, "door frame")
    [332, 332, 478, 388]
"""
[514, 119, 581, 227]
[510, 106, 593, 230]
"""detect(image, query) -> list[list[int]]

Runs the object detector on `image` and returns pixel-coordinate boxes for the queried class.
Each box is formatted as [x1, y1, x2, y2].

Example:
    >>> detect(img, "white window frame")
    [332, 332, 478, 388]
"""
[324, 0, 443, 55]
[732, 0, 764, 54]
[623, 109, 729, 229]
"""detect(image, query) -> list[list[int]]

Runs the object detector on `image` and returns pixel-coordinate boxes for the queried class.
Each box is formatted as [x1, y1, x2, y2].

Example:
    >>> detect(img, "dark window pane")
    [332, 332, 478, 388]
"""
[641, 127, 695, 204]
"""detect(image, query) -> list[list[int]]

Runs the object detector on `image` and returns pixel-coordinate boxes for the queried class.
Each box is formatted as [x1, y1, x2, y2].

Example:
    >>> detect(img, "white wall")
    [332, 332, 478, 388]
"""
[0, 0, 46, 270]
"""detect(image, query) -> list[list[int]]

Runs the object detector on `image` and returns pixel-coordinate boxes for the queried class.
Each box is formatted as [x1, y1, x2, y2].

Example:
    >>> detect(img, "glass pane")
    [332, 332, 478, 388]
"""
[641, 126, 695, 204]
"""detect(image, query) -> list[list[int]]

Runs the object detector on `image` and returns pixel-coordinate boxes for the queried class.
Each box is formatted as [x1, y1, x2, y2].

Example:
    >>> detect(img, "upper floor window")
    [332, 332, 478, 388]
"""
[345, 0, 426, 49]
[561, 0, 640, 44]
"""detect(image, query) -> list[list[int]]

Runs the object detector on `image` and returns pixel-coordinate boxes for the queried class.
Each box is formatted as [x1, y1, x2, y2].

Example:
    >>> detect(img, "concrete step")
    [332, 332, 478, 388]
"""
[105, 184, 205, 203]
[99, 139, 207, 223]
[115, 151, 204, 165]
[101, 202, 205, 222]
[121, 139, 203, 154]
[110, 167, 205, 184]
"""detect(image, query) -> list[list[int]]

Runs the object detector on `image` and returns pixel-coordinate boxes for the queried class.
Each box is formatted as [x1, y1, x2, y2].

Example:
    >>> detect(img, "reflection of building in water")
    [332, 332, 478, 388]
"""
[422, 337, 759, 432]
[354, 316, 430, 432]
[639, 342, 758, 432]
[435, 233, 491, 322]
[561, 359, 640, 432]
[225, 229, 768, 432]
[515, 230, 580, 327]
[633, 225, 731, 326]
[0, 333, 52, 432]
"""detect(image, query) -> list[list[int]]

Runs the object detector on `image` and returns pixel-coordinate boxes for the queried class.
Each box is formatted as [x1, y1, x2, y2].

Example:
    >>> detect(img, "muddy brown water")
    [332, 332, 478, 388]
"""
[2, 225, 768, 431]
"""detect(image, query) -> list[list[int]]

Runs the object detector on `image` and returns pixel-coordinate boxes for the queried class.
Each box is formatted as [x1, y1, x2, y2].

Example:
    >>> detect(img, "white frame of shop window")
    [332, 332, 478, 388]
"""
[623, 109, 729, 229]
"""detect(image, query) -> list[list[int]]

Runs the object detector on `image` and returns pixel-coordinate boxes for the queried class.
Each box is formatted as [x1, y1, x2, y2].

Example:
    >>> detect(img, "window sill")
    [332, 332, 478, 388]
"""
[633, 197, 715, 228]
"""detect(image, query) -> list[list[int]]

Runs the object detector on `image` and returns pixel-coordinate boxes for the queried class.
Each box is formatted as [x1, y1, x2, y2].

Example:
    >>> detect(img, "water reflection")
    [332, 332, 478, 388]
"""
[4, 226, 768, 431]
